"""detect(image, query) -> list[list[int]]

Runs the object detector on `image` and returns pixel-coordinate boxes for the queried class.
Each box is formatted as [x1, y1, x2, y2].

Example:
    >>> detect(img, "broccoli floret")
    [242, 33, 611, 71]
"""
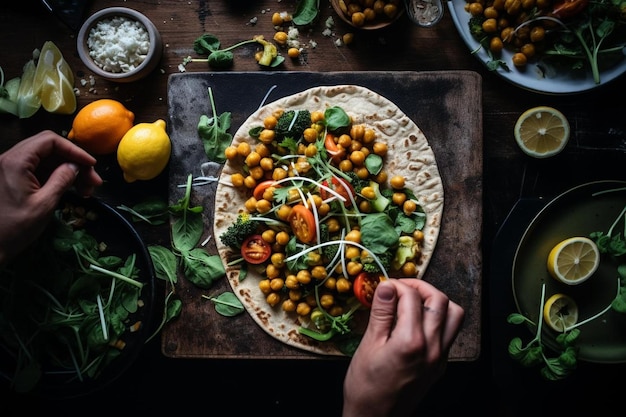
[343, 171, 370, 194]
[219, 213, 258, 249]
[275, 109, 312, 140]
[362, 250, 393, 274]
[319, 223, 339, 261]
[469, 16, 486, 41]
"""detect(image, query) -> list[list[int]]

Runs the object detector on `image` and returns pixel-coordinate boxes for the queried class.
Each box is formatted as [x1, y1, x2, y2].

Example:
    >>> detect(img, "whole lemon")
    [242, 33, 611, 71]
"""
[117, 119, 171, 183]
[68, 99, 135, 155]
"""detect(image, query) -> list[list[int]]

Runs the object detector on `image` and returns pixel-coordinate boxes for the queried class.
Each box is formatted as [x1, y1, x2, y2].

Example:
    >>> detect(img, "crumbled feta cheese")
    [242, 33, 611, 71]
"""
[87, 16, 150, 73]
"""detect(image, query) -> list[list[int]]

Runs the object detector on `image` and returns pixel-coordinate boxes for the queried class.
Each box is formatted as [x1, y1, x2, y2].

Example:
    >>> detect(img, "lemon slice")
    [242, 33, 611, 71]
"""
[547, 237, 600, 285]
[543, 293, 578, 332]
[514, 106, 570, 158]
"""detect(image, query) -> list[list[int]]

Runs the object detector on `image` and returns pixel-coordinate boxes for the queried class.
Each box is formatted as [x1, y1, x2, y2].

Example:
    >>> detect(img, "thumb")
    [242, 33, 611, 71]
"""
[363, 280, 398, 341]
[38, 162, 79, 203]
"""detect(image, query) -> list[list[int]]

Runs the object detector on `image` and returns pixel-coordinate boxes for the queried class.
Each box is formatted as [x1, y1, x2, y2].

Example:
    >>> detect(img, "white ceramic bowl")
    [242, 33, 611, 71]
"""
[77, 7, 163, 83]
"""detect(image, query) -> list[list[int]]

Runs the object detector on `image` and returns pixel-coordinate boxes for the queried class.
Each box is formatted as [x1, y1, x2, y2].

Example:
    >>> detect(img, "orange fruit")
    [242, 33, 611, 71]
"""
[67, 99, 135, 155]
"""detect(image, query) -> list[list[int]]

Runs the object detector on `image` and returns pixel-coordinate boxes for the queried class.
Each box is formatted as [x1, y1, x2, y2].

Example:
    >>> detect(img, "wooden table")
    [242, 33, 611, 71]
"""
[2, 0, 626, 416]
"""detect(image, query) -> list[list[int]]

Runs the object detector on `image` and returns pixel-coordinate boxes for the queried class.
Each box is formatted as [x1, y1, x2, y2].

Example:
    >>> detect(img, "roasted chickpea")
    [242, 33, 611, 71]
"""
[355, 166, 369, 179]
[350, 124, 365, 141]
[266, 292, 281, 307]
[372, 142, 388, 156]
[351, 11, 365, 26]
[320, 294, 335, 309]
[285, 274, 299, 289]
[403, 199, 418, 215]
[282, 299, 297, 312]
[512, 52, 528, 67]
[482, 18, 498, 33]
[484, 6, 498, 18]
[248, 166, 264, 181]
[350, 150, 366, 166]
[287, 46, 300, 57]
[258, 129, 275, 144]
[237, 141, 251, 157]
[490, 36, 504, 54]
[336, 277, 352, 293]
[259, 157, 274, 172]
[296, 270, 312, 285]
[390, 175, 406, 189]
[311, 111, 324, 123]
[363, 128, 376, 143]
[225, 145, 238, 160]
[339, 159, 354, 172]
[392, 192, 407, 206]
[413, 229, 425, 242]
[266, 264, 280, 279]
[259, 279, 272, 294]
[303, 127, 318, 143]
[255, 143, 271, 157]
[311, 265, 327, 280]
[401, 261, 418, 276]
[338, 134, 352, 149]
[324, 277, 337, 290]
[262, 229, 276, 243]
[345, 229, 361, 243]
[272, 167, 288, 181]
[245, 151, 261, 167]
[530, 26, 545, 42]
[468, 2, 484, 15]
[231, 172, 245, 187]
[271, 252, 285, 268]
[245, 197, 257, 212]
[520, 43, 535, 58]
[346, 261, 363, 276]
[361, 186, 376, 200]
[296, 302, 311, 316]
[345, 245, 361, 259]
[326, 217, 341, 233]
[276, 230, 291, 245]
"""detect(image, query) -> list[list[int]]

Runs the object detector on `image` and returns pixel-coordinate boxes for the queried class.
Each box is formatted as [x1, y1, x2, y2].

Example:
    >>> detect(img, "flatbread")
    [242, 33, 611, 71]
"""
[213, 85, 443, 355]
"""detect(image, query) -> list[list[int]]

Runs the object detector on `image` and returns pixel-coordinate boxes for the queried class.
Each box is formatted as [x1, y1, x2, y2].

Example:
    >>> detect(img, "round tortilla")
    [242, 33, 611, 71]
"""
[213, 85, 444, 355]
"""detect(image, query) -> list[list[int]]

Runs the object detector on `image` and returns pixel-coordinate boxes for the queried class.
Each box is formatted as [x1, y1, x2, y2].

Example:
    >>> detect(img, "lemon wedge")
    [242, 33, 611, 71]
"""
[33, 41, 76, 114]
[543, 293, 578, 332]
[547, 237, 600, 285]
[16, 59, 41, 119]
[514, 106, 570, 158]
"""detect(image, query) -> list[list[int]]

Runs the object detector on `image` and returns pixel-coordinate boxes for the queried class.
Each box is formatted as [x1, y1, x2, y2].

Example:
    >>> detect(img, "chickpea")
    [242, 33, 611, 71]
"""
[324, 277, 337, 290]
[482, 18, 498, 33]
[296, 269, 312, 285]
[363, 128, 376, 143]
[225, 145, 238, 160]
[271, 12, 284, 26]
[318, 202, 331, 216]
[236, 141, 251, 157]
[359, 200, 372, 213]
[259, 279, 272, 294]
[269, 277, 285, 291]
[490, 37, 504, 54]
[520, 43, 535, 58]
[276, 230, 291, 245]
[336, 277, 352, 293]
[346, 261, 363, 276]
[329, 305, 344, 316]
[285, 274, 299, 289]
[320, 294, 335, 309]
[259, 157, 274, 172]
[350, 124, 365, 141]
[374, 170, 388, 184]
[512, 52, 528, 67]
[484, 6, 498, 18]
[351, 12, 365, 26]
[266, 292, 281, 307]
[248, 166, 265, 181]
[383, 4, 398, 18]
[339, 159, 354, 172]
[303, 127, 318, 143]
[311, 111, 324, 123]
[342, 33, 355, 45]
[231, 172, 245, 187]
[413, 229, 425, 242]
[273, 31, 288, 46]
[390, 175, 405, 189]
[338, 134, 352, 149]
[266, 264, 280, 279]
[326, 217, 341, 233]
[311, 265, 328, 280]
[530, 26, 545, 42]
[468, 2, 484, 15]
[261, 229, 276, 243]
[282, 299, 296, 312]
[345, 229, 361, 243]
[245, 151, 261, 167]
[403, 199, 418, 215]
[255, 143, 271, 157]
[258, 129, 275, 144]
[401, 261, 418, 276]
[296, 302, 311, 316]
[355, 166, 369, 180]
[361, 186, 376, 200]
[350, 150, 366, 166]
[372, 142, 388, 156]
[345, 245, 361, 259]
[272, 167, 288, 181]
[271, 252, 285, 268]
[245, 197, 257, 212]
[501, 27, 515, 43]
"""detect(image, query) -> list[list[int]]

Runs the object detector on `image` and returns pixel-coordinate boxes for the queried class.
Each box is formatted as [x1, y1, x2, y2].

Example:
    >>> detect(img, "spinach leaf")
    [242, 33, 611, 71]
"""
[148, 245, 179, 285]
[360, 213, 399, 254]
[206, 292, 245, 317]
[181, 248, 225, 289]
[198, 87, 233, 164]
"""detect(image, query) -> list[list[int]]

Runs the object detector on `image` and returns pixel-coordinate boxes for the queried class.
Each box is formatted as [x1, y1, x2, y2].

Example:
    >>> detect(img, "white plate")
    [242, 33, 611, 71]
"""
[447, 0, 626, 94]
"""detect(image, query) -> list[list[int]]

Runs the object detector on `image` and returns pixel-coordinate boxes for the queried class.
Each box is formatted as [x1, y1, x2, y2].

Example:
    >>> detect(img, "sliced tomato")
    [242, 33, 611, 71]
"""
[253, 180, 279, 201]
[320, 176, 355, 207]
[353, 272, 383, 308]
[288, 204, 316, 243]
[241, 234, 271, 264]
[552, 0, 588, 18]
[324, 133, 345, 163]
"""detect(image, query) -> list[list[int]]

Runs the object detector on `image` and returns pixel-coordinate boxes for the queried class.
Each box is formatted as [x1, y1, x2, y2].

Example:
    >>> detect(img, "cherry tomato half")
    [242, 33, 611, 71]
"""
[288, 204, 317, 243]
[551, 0, 589, 19]
[324, 133, 345, 163]
[253, 180, 279, 201]
[353, 272, 383, 308]
[320, 176, 355, 207]
[241, 234, 271, 264]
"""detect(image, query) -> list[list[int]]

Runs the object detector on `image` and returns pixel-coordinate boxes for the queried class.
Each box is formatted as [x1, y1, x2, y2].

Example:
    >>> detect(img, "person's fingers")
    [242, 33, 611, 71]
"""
[35, 162, 80, 208]
[441, 302, 465, 350]
[362, 280, 399, 344]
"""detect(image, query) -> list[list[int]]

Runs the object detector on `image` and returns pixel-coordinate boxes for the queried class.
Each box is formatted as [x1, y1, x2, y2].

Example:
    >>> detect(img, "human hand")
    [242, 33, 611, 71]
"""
[0, 130, 103, 264]
[342, 278, 465, 417]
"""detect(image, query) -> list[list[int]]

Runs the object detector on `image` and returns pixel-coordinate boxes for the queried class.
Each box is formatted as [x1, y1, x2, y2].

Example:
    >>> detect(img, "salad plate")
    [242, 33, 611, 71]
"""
[447, 0, 626, 94]
[512, 181, 626, 363]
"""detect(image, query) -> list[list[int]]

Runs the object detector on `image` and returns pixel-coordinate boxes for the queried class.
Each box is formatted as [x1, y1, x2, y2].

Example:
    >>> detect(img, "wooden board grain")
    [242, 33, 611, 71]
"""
[163, 71, 483, 360]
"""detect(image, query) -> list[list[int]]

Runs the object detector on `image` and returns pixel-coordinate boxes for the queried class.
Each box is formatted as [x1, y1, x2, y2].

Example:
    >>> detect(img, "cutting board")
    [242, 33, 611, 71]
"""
[163, 71, 483, 360]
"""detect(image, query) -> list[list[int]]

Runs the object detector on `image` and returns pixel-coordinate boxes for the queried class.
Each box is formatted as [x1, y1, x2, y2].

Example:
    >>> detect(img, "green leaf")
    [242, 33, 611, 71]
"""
[181, 248, 225, 288]
[148, 245, 178, 285]
[172, 214, 204, 252]
[292, 0, 320, 26]
[208, 292, 245, 317]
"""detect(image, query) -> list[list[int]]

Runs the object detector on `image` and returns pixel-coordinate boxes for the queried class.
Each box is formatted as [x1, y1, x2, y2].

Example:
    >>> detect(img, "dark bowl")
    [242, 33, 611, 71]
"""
[0, 193, 156, 398]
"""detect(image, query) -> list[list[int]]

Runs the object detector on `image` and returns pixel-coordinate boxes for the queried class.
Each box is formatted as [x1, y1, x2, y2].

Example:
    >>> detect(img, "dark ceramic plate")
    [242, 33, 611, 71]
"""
[0, 193, 155, 398]
[512, 180, 626, 363]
